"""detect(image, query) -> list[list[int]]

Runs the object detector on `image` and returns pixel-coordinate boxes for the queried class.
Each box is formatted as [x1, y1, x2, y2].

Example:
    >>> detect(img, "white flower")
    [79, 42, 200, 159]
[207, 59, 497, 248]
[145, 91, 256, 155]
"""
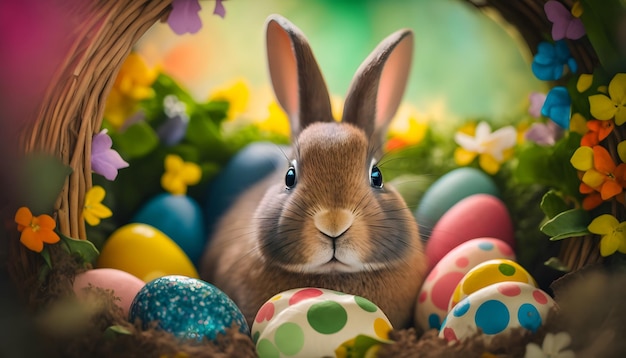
[524, 332, 575, 358]
[454, 121, 517, 162]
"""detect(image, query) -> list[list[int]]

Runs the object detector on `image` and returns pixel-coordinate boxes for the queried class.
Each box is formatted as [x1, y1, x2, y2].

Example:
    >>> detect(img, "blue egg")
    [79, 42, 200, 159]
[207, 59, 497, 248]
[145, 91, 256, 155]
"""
[415, 167, 499, 240]
[129, 275, 249, 341]
[132, 193, 205, 264]
[204, 142, 287, 236]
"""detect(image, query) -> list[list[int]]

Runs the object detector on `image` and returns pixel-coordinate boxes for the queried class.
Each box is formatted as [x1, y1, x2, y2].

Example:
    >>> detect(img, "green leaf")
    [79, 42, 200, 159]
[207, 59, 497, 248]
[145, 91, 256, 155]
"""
[544, 257, 571, 273]
[540, 208, 591, 241]
[336, 334, 393, 358]
[59, 233, 100, 265]
[103, 325, 133, 340]
[18, 153, 73, 214]
[540, 190, 570, 219]
[40, 246, 52, 268]
[110, 121, 159, 159]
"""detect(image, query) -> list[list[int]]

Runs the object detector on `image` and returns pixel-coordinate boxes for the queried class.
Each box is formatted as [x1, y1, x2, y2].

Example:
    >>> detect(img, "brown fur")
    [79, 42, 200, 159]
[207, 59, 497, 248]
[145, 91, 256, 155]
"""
[200, 15, 426, 330]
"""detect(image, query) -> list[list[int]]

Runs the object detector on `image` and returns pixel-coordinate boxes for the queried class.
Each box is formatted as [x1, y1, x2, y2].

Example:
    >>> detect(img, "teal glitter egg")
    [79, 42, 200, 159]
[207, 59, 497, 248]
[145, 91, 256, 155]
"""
[129, 275, 249, 341]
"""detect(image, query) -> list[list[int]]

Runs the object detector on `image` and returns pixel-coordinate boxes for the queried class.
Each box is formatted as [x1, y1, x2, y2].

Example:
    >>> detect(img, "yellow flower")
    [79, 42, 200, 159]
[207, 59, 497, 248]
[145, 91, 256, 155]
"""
[454, 121, 517, 175]
[588, 214, 626, 256]
[14, 207, 60, 253]
[209, 79, 250, 121]
[83, 186, 113, 226]
[161, 154, 202, 195]
[256, 101, 291, 138]
[104, 53, 158, 129]
[576, 73, 593, 93]
[569, 113, 588, 135]
[386, 116, 428, 151]
[589, 73, 626, 125]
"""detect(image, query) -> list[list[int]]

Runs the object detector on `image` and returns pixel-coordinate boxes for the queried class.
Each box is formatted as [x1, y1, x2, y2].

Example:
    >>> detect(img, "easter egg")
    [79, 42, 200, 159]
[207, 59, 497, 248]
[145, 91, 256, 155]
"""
[97, 223, 199, 282]
[439, 282, 555, 343]
[131, 193, 205, 264]
[415, 238, 515, 331]
[204, 142, 287, 236]
[425, 194, 514, 271]
[448, 259, 537, 310]
[73, 268, 145, 316]
[415, 167, 499, 240]
[252, 288, 392, 358]
[129, 275, 248, 341]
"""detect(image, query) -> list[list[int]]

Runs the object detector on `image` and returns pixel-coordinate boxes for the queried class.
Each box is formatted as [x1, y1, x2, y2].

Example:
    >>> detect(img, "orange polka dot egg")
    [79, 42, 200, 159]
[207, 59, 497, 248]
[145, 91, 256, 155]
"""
[251, 288, 392, 358]
[448, 259, 537, 311]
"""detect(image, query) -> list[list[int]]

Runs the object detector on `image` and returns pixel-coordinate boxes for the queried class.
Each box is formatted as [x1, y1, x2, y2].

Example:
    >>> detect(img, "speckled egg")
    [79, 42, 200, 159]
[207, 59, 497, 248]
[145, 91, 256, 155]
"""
[252, 288, 392, 358]
[73, 268, 145, 316]
[448, 259, 537, 310]
[415, 238, 515, 331]
[131, 193, 205, 264]
[415, 167, 499, 240]
[97, 223, 199, 282]
[425, 194, 515, 271]
[129, 275, 248, 341]
[439, 282, 555, 343]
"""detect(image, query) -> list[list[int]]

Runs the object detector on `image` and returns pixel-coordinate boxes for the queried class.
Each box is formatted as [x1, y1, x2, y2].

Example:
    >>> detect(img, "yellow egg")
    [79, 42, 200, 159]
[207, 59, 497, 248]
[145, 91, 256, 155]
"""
[448, 259, 536, 311]
[97, 223, 199, 282]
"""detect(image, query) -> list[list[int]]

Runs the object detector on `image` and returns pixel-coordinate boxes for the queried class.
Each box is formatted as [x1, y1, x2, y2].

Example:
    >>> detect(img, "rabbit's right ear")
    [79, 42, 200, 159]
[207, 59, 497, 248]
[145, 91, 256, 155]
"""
[266, 15, 333, 137]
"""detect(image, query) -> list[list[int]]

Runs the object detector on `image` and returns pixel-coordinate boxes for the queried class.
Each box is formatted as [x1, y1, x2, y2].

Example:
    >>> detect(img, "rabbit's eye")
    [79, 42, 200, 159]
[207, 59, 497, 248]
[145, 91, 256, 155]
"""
[370, 165, 383, 188]
[285, 166, 297, 189]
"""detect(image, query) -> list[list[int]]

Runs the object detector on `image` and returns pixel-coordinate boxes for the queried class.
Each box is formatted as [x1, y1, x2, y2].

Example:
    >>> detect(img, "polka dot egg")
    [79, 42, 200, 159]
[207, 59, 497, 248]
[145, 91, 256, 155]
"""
[439, 281, 555, 343]
[252, 288, 392, 358]
[129, 275, 248, 342]
[416, 238, 515, 331]
[448, 259, 537, 310]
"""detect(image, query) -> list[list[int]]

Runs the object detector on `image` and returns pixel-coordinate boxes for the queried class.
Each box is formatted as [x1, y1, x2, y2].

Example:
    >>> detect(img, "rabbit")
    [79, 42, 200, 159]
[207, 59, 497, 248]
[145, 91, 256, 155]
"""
[200, 14, 426, 329]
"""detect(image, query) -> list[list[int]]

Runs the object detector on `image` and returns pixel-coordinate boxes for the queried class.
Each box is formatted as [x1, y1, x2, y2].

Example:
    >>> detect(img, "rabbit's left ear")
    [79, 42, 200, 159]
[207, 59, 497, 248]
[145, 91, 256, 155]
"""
[342, 29, 413, 140]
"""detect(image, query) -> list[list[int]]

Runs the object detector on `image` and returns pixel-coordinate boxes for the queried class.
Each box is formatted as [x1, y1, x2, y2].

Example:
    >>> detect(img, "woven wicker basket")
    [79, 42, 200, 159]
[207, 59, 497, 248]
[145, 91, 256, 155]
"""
[3, 0, 619, 356]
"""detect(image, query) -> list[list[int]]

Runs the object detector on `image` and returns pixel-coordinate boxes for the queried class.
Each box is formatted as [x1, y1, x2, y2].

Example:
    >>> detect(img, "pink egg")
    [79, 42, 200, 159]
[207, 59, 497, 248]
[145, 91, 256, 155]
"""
[415, 238, 515, 331]
[425, 194, 514, 271]
[73, 268, 145, 316]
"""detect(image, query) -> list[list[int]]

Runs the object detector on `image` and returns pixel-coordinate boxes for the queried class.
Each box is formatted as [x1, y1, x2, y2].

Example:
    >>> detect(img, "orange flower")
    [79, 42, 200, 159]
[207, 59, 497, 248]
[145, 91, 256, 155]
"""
[571, 146, 626, 211]
[14, 207, 60, 253]
[580, 119, 614, 146]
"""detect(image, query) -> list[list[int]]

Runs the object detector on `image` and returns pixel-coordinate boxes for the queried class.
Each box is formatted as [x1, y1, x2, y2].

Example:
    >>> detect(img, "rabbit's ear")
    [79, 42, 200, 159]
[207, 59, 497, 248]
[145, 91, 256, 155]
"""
[266, 15, 333, 137]
[342, 29, 413, 140]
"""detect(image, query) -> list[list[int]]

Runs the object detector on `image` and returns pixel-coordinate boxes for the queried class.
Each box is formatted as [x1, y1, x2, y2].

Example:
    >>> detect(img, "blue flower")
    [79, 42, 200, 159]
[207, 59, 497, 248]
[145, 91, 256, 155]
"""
[531, 41, 578, 81]
[541, 86, 571, 129]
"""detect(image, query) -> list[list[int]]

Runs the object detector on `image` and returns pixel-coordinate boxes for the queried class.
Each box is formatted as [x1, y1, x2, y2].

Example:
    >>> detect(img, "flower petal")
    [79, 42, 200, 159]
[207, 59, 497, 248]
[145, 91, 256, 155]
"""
[36, 214, 57, 231]
[39, 229, 60, 244]
[168, 0, 203, 35]
[618, 141, 626, 163]
[569, 113, 588, 135]
[582, 193, 603, 210]
[454, 132, 479, 151]
[15, 207, 33, 228]
[479, 153, 501, 175]
[577, 73, 593, 92]
[588, 214, 619, 235]
[570, 146, 594, 171]
[608, 73, 626, 103]
[182, 163, 202, 184]
[600, 233, 620, 256]
[86, 186, 106, 206]
[600, 180, 622, 200]
[614, 107, 626, 126]
[582, 169, 605, 188]
[454, 148, 477, 166]
[20, 229, 43, 252]
[83, 211, 101, 226]
[589, 94, 617, 120]
[593, 145, 616, 173]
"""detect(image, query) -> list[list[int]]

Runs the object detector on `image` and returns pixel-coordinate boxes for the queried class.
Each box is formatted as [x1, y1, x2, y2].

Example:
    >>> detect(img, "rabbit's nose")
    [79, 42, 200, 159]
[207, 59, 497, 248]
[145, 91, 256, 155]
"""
[314, 208, 354, 238]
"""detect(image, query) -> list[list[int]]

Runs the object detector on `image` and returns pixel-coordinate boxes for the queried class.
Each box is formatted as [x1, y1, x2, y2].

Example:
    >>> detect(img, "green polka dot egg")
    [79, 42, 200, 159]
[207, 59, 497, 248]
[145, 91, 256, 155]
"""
[448, 259, 537, 310]
[251, 288, 393, 358]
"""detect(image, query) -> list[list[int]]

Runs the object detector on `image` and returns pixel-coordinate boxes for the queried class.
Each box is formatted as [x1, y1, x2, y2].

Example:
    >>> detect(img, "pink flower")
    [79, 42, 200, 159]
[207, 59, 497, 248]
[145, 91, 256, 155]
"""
[168, 0, 202, 35]
[545, 0, 585, 40]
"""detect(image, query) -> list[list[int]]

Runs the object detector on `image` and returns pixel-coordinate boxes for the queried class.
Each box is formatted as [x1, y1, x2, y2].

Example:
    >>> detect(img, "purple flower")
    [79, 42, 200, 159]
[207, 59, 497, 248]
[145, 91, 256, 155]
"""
[525, 121, 563, 146]
[545, 0, 585, 40]
[91, 129, 129, 180]
[168, 0, 202, 35]
[213, 0, 226, 18]
[541, 86, 571, 129]
[528, 92, 547, 118]
[532, 41, 577, 81]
